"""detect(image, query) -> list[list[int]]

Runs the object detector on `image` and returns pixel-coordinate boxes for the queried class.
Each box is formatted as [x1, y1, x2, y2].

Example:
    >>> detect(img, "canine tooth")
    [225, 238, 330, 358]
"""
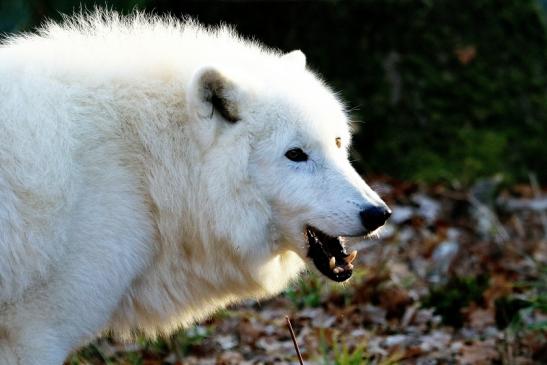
[345, 250, 357, 264]
[329, 257, 336, 269]
[333, 267, 343, 274]
[348, 263, 354, 270]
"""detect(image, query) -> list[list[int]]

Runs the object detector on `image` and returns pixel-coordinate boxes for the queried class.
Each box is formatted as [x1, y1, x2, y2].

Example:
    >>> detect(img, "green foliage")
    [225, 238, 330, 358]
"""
[135, 326, 211, 357]
[319, 330, 402, 365]
[495, 297, 534, 329]
[285, 269, 364, 309]
[496, 294, 547, 332]
[67, 326, 211, 363]
[423, 275, 489, 327]
[169, 325, 211, 356]
[322, 343, 367, 365]
[1, 1, 547, 184]
[496, 267, 547, 332]
[319, 330, 367, 365]
[67, 344, 109, 365]
[342, 0, 547, 184]
[285, 272, 324, 309]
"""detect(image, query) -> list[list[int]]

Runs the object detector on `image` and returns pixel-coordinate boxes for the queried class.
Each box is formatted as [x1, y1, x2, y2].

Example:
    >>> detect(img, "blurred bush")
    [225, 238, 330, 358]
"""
[1, 0, 546, 184]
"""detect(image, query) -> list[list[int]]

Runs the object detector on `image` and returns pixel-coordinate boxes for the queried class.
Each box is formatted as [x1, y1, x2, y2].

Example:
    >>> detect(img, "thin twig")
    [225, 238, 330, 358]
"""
[285, 316, 304, 365]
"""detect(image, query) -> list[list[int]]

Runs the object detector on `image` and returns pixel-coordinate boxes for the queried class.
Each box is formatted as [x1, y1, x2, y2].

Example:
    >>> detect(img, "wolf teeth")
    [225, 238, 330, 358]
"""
[329, 257, 336, 269]
[345, 250, 357, 264]
[333, 267, 343, 274]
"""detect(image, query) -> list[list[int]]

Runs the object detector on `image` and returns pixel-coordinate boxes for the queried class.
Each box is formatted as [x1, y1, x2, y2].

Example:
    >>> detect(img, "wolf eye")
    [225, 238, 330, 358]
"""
[285, 148, 308, 162]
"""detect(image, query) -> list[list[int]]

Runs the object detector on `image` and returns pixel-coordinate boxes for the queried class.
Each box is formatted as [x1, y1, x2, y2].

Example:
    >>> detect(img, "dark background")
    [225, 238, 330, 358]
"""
[2, 0, 547, 185]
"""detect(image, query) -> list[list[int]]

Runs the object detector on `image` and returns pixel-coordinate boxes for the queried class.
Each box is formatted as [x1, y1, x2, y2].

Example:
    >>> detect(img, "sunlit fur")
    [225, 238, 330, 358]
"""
[0, 11, 386, 364]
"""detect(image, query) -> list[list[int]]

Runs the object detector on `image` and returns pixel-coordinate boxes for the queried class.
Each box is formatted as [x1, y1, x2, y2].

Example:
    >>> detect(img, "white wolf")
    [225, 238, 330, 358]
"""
[0, 12, 390, 364]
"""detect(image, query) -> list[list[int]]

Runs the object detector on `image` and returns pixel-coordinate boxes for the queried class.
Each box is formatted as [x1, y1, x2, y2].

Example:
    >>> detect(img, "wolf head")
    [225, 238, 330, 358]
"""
[186, 49, 390, 283]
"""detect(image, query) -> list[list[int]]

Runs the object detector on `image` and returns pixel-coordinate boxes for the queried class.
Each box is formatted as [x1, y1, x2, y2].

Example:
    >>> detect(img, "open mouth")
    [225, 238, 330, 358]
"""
[305, 226, 357, 282]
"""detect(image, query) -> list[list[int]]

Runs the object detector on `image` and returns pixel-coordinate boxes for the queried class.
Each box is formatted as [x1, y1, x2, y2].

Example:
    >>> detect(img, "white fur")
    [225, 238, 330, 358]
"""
[0, 11, 386, 364]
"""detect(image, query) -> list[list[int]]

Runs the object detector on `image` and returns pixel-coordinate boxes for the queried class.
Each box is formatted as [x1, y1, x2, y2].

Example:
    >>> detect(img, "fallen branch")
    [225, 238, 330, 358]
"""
[285, 316, 304, 365]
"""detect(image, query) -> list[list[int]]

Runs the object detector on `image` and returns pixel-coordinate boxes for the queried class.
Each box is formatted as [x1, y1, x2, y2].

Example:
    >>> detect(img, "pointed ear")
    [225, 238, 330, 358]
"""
[189, 67, 240, 123]
[281, 50, 306, 69]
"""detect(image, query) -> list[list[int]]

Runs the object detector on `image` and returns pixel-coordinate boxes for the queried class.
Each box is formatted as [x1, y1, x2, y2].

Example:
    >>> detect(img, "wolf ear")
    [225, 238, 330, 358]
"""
[189, 67, 240, 123]
[281, 50, 306, 69]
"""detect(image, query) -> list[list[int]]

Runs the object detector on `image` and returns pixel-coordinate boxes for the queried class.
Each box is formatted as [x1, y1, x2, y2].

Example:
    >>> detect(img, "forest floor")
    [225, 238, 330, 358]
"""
[68, 177, 547, 365]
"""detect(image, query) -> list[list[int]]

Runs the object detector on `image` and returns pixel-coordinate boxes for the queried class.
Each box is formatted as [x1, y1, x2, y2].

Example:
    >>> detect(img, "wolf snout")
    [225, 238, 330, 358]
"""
[360, 205, 391, 232]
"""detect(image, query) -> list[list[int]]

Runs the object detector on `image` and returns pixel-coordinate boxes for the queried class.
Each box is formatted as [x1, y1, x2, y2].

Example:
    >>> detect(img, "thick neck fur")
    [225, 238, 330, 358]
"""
[98, 76, 304, 337]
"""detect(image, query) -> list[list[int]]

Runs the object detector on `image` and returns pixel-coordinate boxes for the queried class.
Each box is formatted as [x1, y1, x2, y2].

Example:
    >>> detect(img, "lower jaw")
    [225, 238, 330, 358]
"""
[305, 227, 356, 282]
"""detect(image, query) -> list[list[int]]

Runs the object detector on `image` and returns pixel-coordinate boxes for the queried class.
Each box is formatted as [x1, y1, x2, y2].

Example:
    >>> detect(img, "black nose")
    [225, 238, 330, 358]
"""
[360, 206, 391, 232]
